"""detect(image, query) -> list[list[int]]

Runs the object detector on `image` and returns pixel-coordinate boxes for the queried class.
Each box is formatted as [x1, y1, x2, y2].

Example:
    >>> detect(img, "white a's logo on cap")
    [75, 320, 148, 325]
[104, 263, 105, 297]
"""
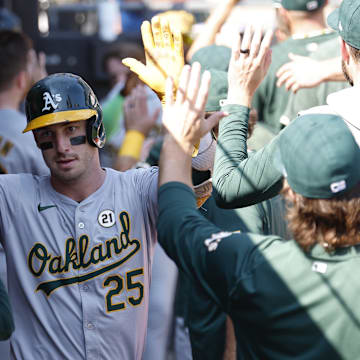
[330, 180, 346, 193]
[42, 92, 62, 112]
[306, 1, 318, 10]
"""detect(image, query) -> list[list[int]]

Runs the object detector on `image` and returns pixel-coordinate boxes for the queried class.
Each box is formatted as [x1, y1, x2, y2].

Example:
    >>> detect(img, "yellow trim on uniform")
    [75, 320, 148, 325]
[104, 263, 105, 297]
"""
[23, 109, 97, 133]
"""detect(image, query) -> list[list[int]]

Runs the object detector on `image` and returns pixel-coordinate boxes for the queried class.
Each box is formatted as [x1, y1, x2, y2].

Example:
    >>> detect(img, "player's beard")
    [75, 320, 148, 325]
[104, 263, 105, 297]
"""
[342, 60, 354, 87]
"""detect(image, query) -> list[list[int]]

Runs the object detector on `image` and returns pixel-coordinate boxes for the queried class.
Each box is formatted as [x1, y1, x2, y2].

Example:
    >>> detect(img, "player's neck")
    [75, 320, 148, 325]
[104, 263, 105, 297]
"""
[0, 89, 22, 110]
[290, 18, 327, 37]
[51, 165, 106, 203]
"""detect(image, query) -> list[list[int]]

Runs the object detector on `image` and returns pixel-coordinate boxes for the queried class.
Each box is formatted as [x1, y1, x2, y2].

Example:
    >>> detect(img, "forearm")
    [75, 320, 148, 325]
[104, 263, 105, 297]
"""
[213, 104, 283, 208]
[0, 279, 14, 340]
[158, 134, 192, 188]
[186, 0, 238, 62]
[113, 129, 145, 172]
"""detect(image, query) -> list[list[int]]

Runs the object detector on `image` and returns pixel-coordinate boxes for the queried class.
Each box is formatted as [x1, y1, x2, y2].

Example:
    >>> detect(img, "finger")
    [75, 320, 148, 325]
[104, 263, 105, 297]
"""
[276, 70, 292, 87]
[249, 26, 263, 59]
[276, 62, 291, 78]
[173, 27, 184, 61]
[195, 70, 211, 115]
[165, 77, 175, 106]
[285, 77, 297, 92]
[141, 21, 155, 54]
[257, 29, 273, 62]
[239, 25, 253, 60]
[292, 83, 300, 94]
[161, 18, 173, 49]
[122, 58, 147, 78]
[231, 33, 241, 64]
[151, 16, 163, 48]
[176, 65, 191, 104]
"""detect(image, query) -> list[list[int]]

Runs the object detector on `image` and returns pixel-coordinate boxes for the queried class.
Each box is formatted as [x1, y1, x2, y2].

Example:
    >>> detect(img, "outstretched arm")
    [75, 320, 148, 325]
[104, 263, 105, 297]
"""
[213, 26, 283, 208]
[114, 85, 160, 171]
[276, 54, 344, 93]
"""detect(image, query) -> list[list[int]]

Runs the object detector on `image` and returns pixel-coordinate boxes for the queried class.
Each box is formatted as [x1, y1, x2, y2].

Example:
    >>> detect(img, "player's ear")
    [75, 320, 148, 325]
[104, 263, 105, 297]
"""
[341, 40, 350, 64]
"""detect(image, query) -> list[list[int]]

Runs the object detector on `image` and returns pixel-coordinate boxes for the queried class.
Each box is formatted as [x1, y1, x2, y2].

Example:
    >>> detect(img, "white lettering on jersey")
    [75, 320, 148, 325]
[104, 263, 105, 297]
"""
[312, 261, 327, 274]
[98, 210, 116, 228]
[42, 92, 62, 112]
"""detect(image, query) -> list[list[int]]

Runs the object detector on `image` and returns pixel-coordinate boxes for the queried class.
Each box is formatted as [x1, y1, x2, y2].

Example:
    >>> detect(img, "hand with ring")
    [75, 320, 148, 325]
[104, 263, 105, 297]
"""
[227, 26, 273, 107]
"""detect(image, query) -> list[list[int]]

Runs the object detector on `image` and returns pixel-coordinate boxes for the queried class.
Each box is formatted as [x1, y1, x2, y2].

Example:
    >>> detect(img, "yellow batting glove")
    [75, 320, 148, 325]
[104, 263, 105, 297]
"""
[122, 16, 184, 105]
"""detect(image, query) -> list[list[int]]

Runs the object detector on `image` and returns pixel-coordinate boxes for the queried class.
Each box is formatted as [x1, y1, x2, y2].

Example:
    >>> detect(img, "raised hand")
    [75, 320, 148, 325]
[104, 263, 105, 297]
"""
[124, 85, 160, 136]
[227, 26, 273, 107]
[276, 53, 325, 93]
[162, 62, 226, 155]
[122, 16, 184, 105]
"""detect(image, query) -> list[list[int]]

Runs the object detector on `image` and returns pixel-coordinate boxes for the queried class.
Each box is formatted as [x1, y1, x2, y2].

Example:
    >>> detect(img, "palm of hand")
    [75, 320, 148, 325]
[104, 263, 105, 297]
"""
[141, 48, 184, 96]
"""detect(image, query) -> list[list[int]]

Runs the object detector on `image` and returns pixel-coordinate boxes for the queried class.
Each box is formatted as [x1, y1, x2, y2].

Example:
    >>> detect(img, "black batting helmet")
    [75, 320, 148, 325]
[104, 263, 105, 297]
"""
[23, 73, 106, 149]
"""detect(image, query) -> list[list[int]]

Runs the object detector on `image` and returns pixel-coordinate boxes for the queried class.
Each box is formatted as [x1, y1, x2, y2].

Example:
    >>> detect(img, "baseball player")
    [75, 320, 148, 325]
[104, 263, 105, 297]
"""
[157, 60, 360, 359]
[0, 29, 48, 360]
[0, 72, 158, 359]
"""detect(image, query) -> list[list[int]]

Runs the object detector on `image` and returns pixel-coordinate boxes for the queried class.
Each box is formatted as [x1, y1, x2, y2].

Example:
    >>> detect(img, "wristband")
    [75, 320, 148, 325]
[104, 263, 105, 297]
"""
[118, 130, 145, 160]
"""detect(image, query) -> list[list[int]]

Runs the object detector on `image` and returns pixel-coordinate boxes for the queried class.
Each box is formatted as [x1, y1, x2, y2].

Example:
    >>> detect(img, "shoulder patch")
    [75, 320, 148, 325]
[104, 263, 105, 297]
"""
[204, 231, 232, 252]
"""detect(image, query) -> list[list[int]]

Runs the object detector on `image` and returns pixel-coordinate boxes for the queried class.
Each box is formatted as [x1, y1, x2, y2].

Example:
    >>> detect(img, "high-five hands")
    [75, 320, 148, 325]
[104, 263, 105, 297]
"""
[162, 62, 227, 155]
[122, 16, 184, 105]
[227, 26, 273, 107]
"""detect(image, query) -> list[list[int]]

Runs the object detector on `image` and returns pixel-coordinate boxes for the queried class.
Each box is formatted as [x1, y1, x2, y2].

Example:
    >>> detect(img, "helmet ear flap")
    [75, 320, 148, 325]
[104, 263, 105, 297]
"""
[87, 114, 106, 148]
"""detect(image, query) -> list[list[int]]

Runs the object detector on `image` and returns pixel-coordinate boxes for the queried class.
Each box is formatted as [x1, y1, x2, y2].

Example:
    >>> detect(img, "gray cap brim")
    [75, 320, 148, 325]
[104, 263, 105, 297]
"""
[327, 8, 339, 31]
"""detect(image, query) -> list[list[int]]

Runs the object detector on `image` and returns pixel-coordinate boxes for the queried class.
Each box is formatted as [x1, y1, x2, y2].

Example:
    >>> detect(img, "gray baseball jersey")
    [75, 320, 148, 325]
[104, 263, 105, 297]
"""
[0, 108, 49, 360]
[0, 166, 158, 360]
[0, 109, 48, 175]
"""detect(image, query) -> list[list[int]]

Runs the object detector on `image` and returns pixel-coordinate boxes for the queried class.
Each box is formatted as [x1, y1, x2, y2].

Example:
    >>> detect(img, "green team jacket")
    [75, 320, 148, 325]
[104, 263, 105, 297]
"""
[158, 182, 360, 359]
[213, 104, 282, 208]
[0, 278, 14, 340]
[175, 196, 274, 360]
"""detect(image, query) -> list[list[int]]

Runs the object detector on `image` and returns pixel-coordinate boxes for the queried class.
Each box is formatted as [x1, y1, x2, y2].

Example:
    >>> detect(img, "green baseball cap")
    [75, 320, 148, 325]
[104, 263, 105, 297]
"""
[205, 69, 228, 112]
[275, 114, 360, 199]
[327, 0, 360, 50]
[190, 45, 231, 72]
[274, 0, 326, 11]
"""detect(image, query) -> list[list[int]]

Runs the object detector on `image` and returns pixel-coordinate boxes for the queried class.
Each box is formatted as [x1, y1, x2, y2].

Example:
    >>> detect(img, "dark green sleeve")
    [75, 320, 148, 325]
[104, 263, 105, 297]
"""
[213, 104, 283, 208]
[0, 278, 14, 340]
[157, 182, 265, 311]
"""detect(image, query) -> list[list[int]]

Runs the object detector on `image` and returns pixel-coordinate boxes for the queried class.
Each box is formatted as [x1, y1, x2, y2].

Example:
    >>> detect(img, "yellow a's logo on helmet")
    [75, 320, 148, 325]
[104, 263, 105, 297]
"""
[42, 92, 62, 112]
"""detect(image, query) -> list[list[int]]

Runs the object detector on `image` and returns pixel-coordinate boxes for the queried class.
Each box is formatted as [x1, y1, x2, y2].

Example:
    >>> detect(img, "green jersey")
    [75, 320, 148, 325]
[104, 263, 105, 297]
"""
[175, 196, 273, 359]
[158, 182, 360, 359]
[252, 31, 337, 135]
